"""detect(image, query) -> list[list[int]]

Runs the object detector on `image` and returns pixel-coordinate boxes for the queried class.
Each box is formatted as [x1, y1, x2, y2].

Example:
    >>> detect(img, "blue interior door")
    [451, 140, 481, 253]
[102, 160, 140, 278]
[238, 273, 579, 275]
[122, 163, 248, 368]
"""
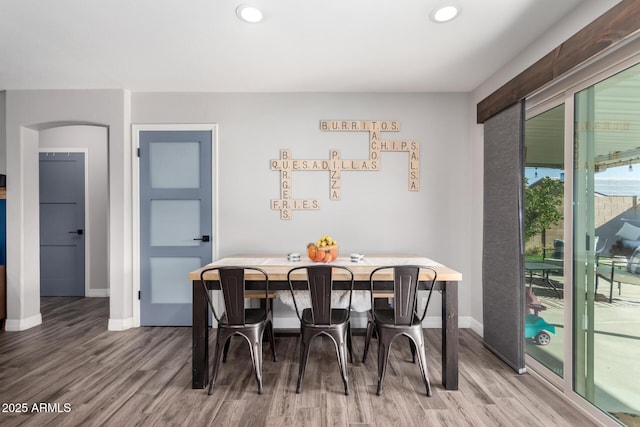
[39, 153, 86, 297]
[139, 130, 212, 326]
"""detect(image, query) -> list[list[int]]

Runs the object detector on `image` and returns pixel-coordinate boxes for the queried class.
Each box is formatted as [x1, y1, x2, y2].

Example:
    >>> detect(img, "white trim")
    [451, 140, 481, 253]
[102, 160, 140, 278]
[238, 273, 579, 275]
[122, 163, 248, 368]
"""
[524, 94, 576, 394]
[5, 313, 42, 331]
[131, 124, 219, 327]
[86, 289, 109, 297]
[38, 148, 91, 297]
[273, 316, 307, 329]
[456, 316, 474, 329]
[562, 93, 576, 396]
[525, 353, 565, 392]
[468, 318, 484, 337]
[525, 96, 565, 120]
[273, 315, 477, 330]
[131, 129, 140, 327]
[108, 317, 134, 331]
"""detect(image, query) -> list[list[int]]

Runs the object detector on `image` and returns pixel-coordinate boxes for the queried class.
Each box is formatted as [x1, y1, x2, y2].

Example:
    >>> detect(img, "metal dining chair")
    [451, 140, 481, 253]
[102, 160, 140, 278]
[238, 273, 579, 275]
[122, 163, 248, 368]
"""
[286, 264, 355, 395]
[199, 266, 277, 395]
[362, 265, 437, 396]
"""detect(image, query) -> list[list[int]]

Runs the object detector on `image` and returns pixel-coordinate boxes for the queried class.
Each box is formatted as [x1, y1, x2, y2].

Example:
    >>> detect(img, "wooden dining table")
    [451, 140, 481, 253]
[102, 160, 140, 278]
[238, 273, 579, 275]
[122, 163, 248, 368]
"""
[187, 254, 463, 391]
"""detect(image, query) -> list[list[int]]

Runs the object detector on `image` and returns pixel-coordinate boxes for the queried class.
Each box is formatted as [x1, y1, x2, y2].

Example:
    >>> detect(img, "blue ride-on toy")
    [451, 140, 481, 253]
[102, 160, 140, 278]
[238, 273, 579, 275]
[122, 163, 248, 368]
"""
[525, 314, 556, 346]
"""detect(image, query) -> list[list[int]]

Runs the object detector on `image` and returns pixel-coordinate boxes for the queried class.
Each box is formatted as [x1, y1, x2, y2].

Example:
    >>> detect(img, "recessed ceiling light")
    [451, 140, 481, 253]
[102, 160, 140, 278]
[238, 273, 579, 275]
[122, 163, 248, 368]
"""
[430, 5, 460, 23]
[236, 4, 263, 23]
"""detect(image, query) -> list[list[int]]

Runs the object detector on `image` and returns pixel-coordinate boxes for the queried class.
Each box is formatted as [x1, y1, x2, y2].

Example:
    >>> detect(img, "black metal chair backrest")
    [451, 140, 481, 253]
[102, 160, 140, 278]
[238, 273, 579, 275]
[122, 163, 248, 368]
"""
[200, 266, 269, 326]
[369, 265, 438, 326]
[287, 265, 354, 325]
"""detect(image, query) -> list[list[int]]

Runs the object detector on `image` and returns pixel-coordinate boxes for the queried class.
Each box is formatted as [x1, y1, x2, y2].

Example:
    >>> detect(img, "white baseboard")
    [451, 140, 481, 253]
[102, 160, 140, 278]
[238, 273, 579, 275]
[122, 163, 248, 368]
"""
[5, 313, 43, 331]
[422, 316, 476, 329]
[108, 317, 134, 331]
[469, 318, 484, 337]
[272, 315, 477, 330]
[273, 316, 306, 329]
[422, 316, 442, 328]
[86, 289, 109, 297]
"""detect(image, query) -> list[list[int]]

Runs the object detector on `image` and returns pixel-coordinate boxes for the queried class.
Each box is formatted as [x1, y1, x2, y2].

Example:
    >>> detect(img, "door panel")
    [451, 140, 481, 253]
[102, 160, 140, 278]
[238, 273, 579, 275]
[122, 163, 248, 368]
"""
[573, 63, 640, 422]
[140, 130, 212, 326]
[150, 200, 201, 247]
[39, 153, 85, 297]
[150, 257, 201, 304]
[150, 141, 201, 188]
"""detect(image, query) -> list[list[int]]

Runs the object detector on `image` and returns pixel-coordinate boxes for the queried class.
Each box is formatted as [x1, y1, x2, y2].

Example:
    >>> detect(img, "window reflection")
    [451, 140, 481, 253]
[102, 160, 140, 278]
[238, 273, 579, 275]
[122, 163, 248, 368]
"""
[524, 104, 565, 378]
[574, 62, 640, 425]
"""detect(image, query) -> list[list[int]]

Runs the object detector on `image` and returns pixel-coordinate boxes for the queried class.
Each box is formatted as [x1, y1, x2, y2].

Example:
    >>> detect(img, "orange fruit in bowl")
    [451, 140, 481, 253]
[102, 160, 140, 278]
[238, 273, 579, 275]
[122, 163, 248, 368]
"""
[307, 241, 339, 262]
[329, 246, 339, 259]
[307, 243, 317, 261]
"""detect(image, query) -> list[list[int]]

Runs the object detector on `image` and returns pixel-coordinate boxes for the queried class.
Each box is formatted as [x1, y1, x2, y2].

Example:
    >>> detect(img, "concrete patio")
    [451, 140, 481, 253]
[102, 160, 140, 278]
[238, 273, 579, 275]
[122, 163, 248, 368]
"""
[525, 272, 640, 425]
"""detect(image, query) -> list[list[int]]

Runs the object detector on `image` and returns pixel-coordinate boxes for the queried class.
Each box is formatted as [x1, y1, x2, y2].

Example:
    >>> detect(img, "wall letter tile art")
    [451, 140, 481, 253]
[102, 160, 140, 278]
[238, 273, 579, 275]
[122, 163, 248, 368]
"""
[271, 120, 420, 219]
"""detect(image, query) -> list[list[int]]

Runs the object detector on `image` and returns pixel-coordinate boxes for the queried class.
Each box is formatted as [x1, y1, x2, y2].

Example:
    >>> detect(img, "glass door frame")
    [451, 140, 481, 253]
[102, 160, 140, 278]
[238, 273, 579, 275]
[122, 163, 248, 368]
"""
[524, 95, 573, 393]
[524, 38, 640, 425]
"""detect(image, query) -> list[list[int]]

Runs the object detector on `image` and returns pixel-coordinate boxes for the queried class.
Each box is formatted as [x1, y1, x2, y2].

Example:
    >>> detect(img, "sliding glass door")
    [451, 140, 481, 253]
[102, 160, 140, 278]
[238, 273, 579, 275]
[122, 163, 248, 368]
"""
[524, 50, 640, 425]
[524, 105, 565, 377]
[573, 62, 640, 425]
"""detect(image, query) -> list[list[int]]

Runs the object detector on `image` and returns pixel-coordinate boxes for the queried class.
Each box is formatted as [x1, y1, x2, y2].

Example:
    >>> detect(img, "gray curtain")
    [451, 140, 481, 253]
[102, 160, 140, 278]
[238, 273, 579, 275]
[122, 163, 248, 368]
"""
[482, 102, 526, 373]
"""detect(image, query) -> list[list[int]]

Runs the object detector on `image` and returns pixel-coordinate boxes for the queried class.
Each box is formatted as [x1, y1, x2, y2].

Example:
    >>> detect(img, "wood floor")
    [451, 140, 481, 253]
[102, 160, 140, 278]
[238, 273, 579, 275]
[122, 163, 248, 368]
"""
[0, 297, 599, 427]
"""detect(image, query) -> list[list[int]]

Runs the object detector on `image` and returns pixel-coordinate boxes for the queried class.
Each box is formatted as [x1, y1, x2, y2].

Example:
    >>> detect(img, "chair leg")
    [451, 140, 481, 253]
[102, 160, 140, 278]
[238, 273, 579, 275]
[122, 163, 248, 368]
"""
[296, 329, 312, 393]
[208, 330, 227, 395]
[409, 330, 432, 397]
[249, 330, 264, 395]
[347, 322, 354, 364]
[337, 329, 350, 396]
[409, 337, 416, 364]
[362, 320, 374, 363]
[222, 336, 231, 363]
[376, 331, 391, 396]
[322, 327, 351, 396]
[267, 320, 277, 362]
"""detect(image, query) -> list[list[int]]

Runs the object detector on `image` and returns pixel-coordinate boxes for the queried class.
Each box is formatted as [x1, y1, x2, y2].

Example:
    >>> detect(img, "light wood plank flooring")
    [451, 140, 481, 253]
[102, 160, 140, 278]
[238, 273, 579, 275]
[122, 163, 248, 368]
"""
[0, 297, 599, 426]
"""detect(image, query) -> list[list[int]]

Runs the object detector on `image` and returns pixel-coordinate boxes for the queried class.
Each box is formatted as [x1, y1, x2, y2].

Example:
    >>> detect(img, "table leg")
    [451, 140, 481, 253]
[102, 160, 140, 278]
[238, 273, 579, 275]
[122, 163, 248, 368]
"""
[192, 280, 209, 389]
[544, 276, 562, 297]
[441, 281, 458, 390]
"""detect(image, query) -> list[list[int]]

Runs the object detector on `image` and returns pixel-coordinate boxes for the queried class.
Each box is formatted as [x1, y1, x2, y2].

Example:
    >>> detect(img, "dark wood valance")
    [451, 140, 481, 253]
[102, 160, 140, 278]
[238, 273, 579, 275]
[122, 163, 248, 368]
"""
[477, 0, 640, 124]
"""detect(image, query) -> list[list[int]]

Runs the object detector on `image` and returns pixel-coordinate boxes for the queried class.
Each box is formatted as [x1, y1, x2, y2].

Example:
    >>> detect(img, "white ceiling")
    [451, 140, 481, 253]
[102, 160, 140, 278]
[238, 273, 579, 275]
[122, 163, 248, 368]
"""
[0, 0, 590, 92]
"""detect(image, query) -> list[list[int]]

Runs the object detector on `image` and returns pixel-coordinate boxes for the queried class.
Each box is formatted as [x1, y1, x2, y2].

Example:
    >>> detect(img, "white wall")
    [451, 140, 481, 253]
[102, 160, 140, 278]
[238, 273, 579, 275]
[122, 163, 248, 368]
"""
[3, 89, 474, 330]
[3, 90, 474, 330]
[0, 0, 622, 332]
[39, 125, 109, 296]
[469, 0, 621, 332]
[4, 90, 132, 331]
[133, 92, 474, 325]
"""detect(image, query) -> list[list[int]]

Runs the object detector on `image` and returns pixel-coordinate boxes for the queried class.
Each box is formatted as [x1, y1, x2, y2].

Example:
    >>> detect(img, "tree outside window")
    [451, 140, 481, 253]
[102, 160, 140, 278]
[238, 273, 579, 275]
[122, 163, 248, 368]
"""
[524, 177, 564, 247]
